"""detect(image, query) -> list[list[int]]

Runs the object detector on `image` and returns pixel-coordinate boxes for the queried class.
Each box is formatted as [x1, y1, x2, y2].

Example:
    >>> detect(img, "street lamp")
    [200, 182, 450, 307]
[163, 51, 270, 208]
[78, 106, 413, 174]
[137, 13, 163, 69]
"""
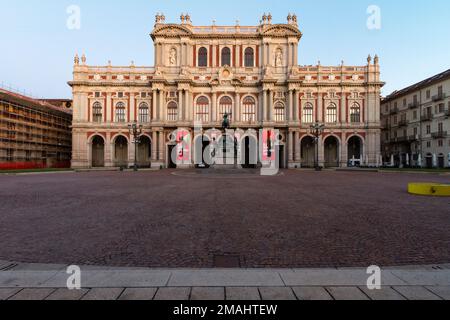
[128, 121, 143, 171]
[309, 122, 325, 171]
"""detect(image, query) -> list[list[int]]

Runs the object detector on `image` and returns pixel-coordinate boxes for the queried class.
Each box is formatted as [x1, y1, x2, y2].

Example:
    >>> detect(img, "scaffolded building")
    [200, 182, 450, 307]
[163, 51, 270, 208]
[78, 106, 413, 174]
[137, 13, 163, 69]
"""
[0, 88, 72, 170]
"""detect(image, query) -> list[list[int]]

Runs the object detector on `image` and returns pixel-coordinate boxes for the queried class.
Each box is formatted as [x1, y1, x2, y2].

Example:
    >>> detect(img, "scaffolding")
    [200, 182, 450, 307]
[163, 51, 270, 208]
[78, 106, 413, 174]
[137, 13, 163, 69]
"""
[0, 89, 72, 170]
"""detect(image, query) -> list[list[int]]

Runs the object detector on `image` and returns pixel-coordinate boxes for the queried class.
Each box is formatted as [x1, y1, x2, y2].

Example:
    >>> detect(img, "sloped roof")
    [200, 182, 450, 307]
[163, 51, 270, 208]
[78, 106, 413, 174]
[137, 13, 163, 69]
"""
[0, 88, 72, 117]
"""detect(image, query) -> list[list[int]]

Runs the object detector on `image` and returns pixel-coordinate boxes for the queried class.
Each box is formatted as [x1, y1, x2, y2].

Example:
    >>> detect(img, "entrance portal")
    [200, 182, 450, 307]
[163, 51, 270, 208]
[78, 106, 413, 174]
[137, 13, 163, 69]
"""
[301, 136, 315, 168]
[91, 135, 105, 167]
[241, 136, 257, 168]
[324, 136, 339, 167]
[114, 136, 128, 167]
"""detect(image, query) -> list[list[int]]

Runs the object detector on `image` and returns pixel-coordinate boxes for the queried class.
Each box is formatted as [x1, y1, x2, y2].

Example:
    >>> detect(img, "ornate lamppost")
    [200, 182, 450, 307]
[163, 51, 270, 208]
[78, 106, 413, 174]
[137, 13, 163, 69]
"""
[309, 122, 325, 171]
[128, 121, 143, 171]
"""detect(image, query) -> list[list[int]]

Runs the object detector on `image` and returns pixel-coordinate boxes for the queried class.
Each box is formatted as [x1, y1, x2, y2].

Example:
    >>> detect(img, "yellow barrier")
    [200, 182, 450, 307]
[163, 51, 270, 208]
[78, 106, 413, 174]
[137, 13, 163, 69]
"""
[408, 183, 450, 197]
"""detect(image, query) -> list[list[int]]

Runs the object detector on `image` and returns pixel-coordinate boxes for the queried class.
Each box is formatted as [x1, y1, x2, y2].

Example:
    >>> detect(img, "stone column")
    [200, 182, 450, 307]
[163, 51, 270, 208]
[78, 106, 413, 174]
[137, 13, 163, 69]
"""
[235, 92, 240, 123]
[185, 90, 191, 121]
[295, 132, 301, 162]
[105, 132, 113, 167]
[294, 91, 300, 121]
[159, 90, 164, 121]
[212, 92, 217, 123]
[130, 93, 135, 122]
[269, 90, 274, 121]
[263, 90, 268, 122]
[152, 90, 157, 120]
[178, 90, 183, 121]
[158, 130, 165, 163]
[288, 131, 294, 162]
[288, 90, 293, 121]
[106, 93, 112, 122]
[151, 131, 157, 160]
[317, 92, 323, 122]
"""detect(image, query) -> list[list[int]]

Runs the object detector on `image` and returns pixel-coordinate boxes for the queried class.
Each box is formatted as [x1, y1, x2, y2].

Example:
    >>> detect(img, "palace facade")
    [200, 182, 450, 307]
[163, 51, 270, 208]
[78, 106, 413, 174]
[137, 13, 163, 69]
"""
[69, 13, 383, 169]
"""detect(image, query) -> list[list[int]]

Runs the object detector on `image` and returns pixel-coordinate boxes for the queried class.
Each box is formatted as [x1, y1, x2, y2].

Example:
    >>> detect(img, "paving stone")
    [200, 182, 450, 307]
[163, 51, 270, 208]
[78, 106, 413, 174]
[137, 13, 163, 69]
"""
[118, 288, 157, 300]
[154, 287, 191, 300]
[0, 288, 21, 300]
[359, 286, 406, 300]
[45, 288, 89, 300]
[43, 269, 171, 288]
[81, 288, 124, 300]
[391, 270, 450, 286]
[425, 286, 450, 300]
[326, 287, 369, 300]
[190, 287, 225, 300]
[292, 287, 333, 300]
[258, 287, 296, 300]
[1, 171, 450, 268]
[280, 269, 406, 286]
[168, 270, 283, 287]
[8, 288, 55, 300]
[226, 287, 260, 300]
[393, 286, 442, 300]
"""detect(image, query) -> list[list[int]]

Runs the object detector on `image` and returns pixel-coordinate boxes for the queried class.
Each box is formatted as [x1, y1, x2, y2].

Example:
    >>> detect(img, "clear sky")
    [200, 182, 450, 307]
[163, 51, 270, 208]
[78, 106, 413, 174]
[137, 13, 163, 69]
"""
[1, 0, 449, 99]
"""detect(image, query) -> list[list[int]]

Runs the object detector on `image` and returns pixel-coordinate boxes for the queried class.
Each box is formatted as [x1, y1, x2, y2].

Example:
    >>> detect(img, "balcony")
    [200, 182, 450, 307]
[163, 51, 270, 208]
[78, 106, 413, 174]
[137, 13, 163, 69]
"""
[398, 119, 409, 127]
[432, 93, 446, 102]
[445, 109, 450, 117]
[408, 101, 419, 109]
[421, 113, 433, 121]
[431, 131, 447, 139]
[390, 107, 399, 115]
[408, 135, 419, 142]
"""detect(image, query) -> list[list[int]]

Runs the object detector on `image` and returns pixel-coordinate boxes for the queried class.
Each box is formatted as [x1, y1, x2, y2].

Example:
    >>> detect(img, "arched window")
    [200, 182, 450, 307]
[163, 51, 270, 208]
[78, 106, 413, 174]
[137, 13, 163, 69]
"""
[221, 47, 231, 66]
[115, 102, 126, 123]
[195, 96, 209, 122]
[242, 96, 256, 122]
[350, 103, 361, 123]
[219, 96, 233, 121]
[198, 47, 208, 67]
[93, 102, 102, 123]
[138, 103, 149, 123]
[326, 104, 337, 123]
[244, 47, 254, 67]
[167, 101, 178, 121]
[302, 103, 314, 123]
[274, 102, 285, 122]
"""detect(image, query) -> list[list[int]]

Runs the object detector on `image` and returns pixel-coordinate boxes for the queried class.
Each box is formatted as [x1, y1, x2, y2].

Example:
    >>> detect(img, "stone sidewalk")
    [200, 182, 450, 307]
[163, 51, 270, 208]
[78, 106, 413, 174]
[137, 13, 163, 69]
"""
[1, 260, 449, 300]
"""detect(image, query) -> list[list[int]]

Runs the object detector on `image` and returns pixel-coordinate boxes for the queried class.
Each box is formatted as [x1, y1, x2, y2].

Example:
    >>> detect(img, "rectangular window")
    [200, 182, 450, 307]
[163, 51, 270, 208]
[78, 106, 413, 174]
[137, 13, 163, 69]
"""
[413, 110, 417, 120]
[438, 85, 443, 95]
[438, 140, 443, 147]
[426, 90, 430, 99]
[94, 92, 100, 98]
[141, 92, 147, 98]
[438, 122, 443, 132]
[117, 92, 124, 98]
[426, 125, 431, 134]
[426, 141, 431, 148]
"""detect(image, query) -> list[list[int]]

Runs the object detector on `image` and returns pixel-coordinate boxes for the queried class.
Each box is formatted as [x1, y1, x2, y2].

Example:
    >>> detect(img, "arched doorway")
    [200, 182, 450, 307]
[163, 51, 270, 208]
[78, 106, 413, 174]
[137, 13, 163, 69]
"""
[91, 135, 105, 167]
[114, 136, 128, 167]
[301, 136, 315, 168]
[241, 136, 258, 168]
[217, 134, 237, 165]
[347, 136, 362, 167]
[324, 136, 339, 167]
[137, 136, 151, 168]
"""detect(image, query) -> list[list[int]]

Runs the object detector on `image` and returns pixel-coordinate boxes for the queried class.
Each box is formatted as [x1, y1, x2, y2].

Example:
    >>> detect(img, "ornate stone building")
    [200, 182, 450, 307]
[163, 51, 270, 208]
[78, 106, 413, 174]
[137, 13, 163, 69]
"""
[69, 13, 383, 169]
